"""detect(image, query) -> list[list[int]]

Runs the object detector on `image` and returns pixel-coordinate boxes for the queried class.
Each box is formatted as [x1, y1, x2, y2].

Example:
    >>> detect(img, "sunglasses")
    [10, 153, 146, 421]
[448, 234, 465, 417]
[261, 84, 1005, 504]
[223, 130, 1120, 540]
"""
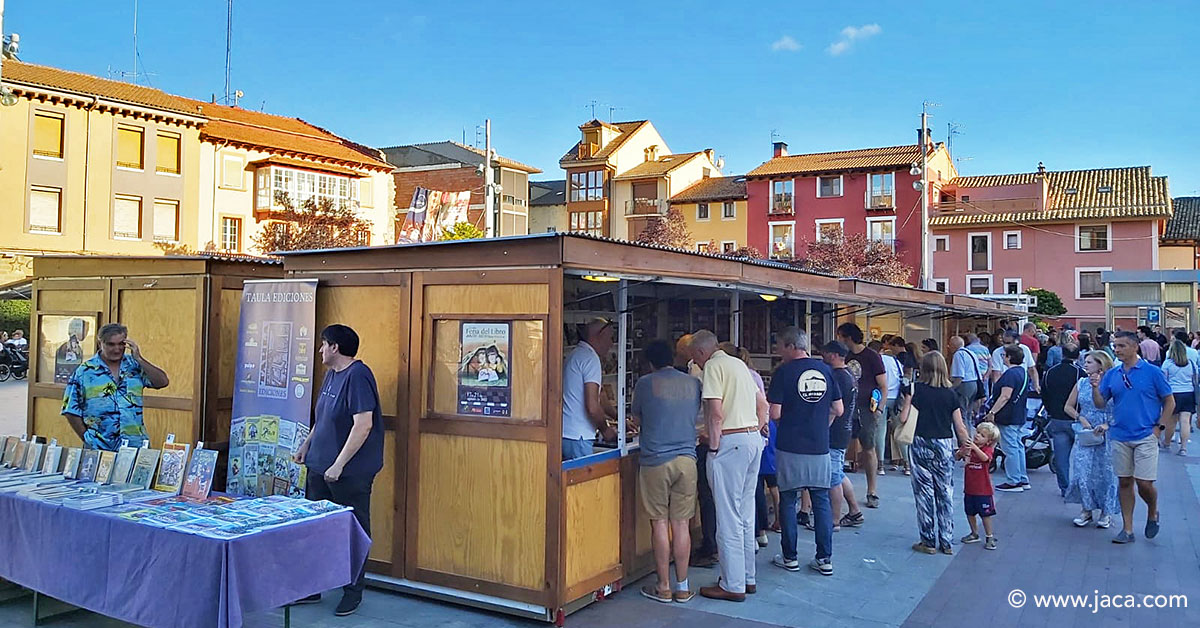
[1121, 370, 1133, 389]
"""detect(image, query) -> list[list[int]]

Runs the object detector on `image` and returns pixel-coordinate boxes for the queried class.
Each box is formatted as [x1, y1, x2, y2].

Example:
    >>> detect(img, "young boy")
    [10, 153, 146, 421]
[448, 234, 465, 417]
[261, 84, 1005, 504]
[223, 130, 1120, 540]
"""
[958, 421, 999, 550]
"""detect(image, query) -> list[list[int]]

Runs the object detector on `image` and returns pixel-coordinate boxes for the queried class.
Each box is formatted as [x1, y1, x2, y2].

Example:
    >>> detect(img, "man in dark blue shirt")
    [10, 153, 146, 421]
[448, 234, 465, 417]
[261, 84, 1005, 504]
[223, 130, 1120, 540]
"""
[294, 324, 383, 616]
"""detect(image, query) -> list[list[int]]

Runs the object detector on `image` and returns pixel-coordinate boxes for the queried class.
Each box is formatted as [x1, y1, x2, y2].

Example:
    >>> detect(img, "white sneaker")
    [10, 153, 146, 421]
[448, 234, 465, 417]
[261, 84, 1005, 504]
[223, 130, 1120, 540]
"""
[1073, 512, 1093, 527]
[1096, 515, 1112, 529]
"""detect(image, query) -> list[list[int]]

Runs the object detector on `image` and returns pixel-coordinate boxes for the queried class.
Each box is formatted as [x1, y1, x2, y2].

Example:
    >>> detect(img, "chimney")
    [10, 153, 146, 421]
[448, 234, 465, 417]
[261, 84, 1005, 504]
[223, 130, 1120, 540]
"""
[1037, 161, 1046, 176]
[704, 148, 715, 162]
[773, 141, 788, 158]
[917, 128, 932, 147]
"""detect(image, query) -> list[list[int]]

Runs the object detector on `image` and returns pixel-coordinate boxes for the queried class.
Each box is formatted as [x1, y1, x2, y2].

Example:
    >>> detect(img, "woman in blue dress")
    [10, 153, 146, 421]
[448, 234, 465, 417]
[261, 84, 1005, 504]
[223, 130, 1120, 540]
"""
[1063, 350, 1119, 528]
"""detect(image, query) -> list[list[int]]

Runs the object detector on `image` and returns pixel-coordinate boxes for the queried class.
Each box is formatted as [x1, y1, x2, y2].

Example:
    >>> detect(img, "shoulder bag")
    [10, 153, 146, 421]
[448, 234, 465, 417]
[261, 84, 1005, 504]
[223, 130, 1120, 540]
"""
[896, 392, 919, 446]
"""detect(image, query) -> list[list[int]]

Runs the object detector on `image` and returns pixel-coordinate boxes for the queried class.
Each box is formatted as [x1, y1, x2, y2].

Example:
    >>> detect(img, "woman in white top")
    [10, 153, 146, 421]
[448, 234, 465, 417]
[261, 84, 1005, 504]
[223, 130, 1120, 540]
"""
[1160, 339, 1195, 456]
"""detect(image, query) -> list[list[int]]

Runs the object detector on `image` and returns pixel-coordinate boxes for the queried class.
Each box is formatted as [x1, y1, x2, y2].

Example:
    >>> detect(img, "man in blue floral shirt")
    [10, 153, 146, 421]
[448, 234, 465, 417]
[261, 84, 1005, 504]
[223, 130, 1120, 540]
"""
[62, 323, 170, 451]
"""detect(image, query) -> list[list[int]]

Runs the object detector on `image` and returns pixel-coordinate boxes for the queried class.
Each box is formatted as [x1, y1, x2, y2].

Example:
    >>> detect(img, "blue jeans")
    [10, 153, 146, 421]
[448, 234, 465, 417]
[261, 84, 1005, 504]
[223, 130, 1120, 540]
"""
[562, 438, 593, 461]
[780, 486, 832, 562]
[999, 424, 1028, 485]
[1047, 419, 1075, 494]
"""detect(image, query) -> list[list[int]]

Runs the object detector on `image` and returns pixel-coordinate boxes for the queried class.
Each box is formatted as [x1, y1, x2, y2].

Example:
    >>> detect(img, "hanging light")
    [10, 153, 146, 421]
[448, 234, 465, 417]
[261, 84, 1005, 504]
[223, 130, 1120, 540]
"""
[582, 274, 620, 283]
[759, 294, 779, 302]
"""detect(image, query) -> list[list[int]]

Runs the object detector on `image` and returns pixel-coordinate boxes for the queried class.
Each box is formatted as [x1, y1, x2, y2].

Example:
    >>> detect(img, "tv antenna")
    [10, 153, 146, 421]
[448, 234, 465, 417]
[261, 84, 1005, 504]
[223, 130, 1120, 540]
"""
[947, 121, 964, 155]
[586, 99, 599, 119]
[223, 0, 234, 104]
[607, 104, 623, 122]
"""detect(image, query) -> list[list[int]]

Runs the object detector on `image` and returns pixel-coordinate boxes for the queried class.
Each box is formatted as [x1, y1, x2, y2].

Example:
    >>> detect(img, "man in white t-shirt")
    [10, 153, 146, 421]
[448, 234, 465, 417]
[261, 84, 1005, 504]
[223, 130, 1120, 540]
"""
[8, 329, 27, 349]
[991, 330, 1039, 394]
[562, 318, 618, 460]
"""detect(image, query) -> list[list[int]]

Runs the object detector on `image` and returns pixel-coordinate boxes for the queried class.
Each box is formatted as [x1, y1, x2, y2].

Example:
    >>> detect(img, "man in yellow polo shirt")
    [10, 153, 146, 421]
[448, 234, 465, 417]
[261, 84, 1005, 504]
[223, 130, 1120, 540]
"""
[689, 330, 768, 602]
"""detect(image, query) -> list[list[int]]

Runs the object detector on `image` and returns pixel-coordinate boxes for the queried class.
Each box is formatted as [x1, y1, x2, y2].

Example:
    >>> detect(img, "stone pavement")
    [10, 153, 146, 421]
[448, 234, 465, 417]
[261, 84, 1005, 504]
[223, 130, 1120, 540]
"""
[0, 380, 27, 437]
[0, 447, 1196, 628]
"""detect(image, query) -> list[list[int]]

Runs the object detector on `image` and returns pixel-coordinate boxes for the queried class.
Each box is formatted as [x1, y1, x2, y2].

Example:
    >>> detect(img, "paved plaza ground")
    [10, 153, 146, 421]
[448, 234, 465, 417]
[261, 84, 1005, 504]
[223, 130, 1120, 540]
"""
[0, 380, 26, 438]
[0, 433, 1195, 628]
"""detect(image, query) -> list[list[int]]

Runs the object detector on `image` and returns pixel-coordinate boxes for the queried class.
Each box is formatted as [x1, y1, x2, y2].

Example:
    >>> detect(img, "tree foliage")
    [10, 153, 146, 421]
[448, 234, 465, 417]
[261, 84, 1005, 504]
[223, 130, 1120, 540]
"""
[635, 208, 692, 249]
[440, 222, 486, 241]
[0, 299, 31, 334]
[797, 233, 912, 285]
[251, 193, 373, 253]
[1026, 287, 1067, 316]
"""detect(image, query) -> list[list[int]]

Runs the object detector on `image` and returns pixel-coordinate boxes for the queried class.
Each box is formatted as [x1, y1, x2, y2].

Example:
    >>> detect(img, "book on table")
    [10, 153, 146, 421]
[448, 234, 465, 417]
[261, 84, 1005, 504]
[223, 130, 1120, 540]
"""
[181, 448, 218, 501]
[41, 444, 63, 474]
[77, 449, 101, 482]
[61, 447, 83, 479]
[23, 442, 45, 472]
[153, 442, 191, 495]
[129, 448, 160, 489]
[0, 436, 10, 464]
[9, 440, 28, 469]
[109, 446, 139, 485]
[95, 450, 117, 484]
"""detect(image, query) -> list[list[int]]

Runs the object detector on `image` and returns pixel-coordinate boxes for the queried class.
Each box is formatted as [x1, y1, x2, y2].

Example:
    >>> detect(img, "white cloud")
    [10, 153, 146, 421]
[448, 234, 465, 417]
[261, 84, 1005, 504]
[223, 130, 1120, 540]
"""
[827, 23, 882, 55]
[770, 35, 802, 52]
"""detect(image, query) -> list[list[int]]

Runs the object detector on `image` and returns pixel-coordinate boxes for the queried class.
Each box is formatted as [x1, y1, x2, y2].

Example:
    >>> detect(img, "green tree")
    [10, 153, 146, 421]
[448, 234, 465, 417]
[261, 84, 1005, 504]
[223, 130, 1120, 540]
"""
[0, 299, 31, 334]
[440, 222, 486, 241]
[1026, 287, 1067, 316]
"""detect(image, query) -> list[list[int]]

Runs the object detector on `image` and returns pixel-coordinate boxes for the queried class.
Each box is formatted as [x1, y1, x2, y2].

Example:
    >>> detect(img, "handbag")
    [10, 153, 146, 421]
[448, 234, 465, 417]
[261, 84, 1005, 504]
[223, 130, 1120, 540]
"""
[897, 404, 918, 446]
[1073, 422, 1106, 447]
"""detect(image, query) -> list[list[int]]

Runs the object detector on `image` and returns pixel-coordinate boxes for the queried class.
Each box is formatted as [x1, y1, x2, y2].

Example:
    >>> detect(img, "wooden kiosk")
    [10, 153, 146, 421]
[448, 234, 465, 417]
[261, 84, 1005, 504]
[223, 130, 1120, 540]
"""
[275, 233, 1018, 623]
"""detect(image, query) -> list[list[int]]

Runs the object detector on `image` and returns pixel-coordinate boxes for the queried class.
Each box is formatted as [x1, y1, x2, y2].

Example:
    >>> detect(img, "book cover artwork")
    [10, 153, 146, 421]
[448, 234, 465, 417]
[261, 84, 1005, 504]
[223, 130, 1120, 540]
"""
[78, 449, 101, 482]
[61, 447, 82, 479]
[95, 450, 117, 484]
[110, 446, 138, 485]
[41, 444, 63, 474]
[23, 443, 45, 471]
[457, 321, 512, 417]
[258, 322, 293, 400]
[129, 448, 160, 489]
[153, 443, 191, 494]
[181, 448, 218, 501]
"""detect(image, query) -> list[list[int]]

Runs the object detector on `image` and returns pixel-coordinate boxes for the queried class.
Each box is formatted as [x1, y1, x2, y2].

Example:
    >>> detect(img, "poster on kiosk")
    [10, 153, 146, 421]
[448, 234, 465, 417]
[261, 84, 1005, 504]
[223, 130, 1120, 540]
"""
[226, 279, 318, 497]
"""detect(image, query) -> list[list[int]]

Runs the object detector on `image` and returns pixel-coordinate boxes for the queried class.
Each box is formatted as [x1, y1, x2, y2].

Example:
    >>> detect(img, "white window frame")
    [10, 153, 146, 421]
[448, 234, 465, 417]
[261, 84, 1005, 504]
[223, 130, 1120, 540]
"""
[815, 218, 845, 243]
[768, 220, 795, 259]
[695, 241, 712, 253]
[721, 240, 737, 253]
[1075, 266, 1111, 300]
[1075, 223, 1112, 253]
[967, 231, 992, 272]
[220, 215, 242, 252]
[112, 194, 143, 241]
[721, 201, 736, 220]
[816, 175, 844, 199]
[867, 172, 896, 208]
[965, 274, 993, 295]
[32, 110, 66, 162]
[932, 278, 949, 294]
[1003, 277, 1023, 295]
[696, 202, 710, 221]
[933, 235, 950, 252]
[221, 153, 246, 191]
[1003, 230, 1022, 250]
[28, 185, 63, 235]
[771, 179, 794, 214]
[866, 216, 897, 249]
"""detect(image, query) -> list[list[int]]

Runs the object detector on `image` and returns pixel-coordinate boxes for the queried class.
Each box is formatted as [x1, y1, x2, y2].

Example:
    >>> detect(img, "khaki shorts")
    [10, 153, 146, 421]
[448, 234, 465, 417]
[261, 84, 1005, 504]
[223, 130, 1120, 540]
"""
[1111, 432, 1159, 481]
[639, 455, 698, 521]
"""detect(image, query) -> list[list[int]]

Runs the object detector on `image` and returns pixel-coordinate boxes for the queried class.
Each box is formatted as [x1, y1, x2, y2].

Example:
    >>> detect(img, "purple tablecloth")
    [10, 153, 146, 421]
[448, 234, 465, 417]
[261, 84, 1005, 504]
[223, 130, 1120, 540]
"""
[0, 492, 371, 628]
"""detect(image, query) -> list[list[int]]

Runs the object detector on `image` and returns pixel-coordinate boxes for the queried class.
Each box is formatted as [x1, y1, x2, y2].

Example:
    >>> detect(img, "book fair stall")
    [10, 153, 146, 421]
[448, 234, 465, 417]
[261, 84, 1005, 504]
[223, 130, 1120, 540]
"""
[6, 234, 1016, 626]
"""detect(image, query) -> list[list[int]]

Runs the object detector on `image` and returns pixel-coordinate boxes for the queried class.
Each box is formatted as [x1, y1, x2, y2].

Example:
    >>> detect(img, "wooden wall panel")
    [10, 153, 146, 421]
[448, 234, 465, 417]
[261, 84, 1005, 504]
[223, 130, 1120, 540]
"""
[565, 473, 620, 589]
[218, 288, 243, 399]
[415, 433, 545, 589]
[369, 431, 397, 564]
[424, 284, 549, 315]
[314, 285, 404, 416]
[37, 289, 105, 313]
[116, 288, 198, 399]
[143, 408, 194, 448]
[31, 397, 78, 445]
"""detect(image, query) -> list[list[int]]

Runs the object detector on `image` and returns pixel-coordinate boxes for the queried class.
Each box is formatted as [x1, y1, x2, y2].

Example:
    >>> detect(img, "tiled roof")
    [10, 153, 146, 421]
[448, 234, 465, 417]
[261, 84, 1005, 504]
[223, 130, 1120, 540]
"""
[670, 176, 747, 203]
[559, 120, 649, 166]
[933, 166, 1172, 227]
[951, 173, 1039, 187]
[746, 144, 926, 177]
[613, 152, 704, 180]
[1163, 197, 1200, 242]
[4, 59, 391, 171]
[380, 141, 541, 173]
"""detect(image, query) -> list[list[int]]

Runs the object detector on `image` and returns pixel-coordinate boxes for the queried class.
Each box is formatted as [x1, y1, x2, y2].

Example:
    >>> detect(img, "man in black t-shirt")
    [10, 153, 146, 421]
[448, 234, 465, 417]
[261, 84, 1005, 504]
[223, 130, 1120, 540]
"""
[294, 324, 383, 617]
[823, 342, 864, 529]
[837, 323, 887, 508]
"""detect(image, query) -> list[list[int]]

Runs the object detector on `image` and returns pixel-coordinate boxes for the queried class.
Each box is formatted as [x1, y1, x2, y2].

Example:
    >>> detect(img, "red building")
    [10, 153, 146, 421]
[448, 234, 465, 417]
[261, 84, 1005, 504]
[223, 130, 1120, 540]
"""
[745, 136, 954, 284]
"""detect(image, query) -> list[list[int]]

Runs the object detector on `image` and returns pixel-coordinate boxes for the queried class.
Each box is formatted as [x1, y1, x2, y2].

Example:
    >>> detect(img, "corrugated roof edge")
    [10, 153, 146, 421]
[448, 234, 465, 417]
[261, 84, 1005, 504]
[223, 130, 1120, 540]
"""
[36, 252, 282, 264]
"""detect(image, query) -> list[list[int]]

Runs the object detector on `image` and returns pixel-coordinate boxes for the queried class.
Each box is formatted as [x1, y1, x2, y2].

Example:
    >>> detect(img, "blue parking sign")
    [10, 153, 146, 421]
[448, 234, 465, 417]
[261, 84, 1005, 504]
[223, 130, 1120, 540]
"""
[1147, 308, 1161, 324]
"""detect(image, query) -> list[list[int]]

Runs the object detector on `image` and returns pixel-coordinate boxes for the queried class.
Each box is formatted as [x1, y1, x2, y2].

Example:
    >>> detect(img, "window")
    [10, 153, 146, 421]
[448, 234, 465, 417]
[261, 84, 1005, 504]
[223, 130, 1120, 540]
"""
[697, 202, 710, 220]
[722, 241, 737, 254]
[696, 242, 711, 253]
[1065, 187, 1078, 195]
[868, 173, 894, 208]
[116, 126, 144, 169]
[1077, 269, 1108, 299]
[1004, 278, 1022, 294]
[817, 175, 843, 198]
[722, 201, 736, 219]
[152, 200, 179, 242]
[968, 232, 991, 271]
[1098, 185, 1112, 193]
[967, 275, 992, 295]
[155, 132, 180, 175]
[257, 165, 357, 210]
[771, 180, 793, 214]
[569, 170, 604, 201]
[702, 168, 712, 179]
[1077, 224, 1110, 252]
[220, 217, 241, 252]
[933, 279, 949, 293]
[112, 195, 142, 239]
[961, 195, 970, 202]
[222, 154, 245, 190]
[569, 210, 605, 237]
[33, 112, 64, 159]
[28, 187, 62, 234]
[355, 230, 371, 246]
[867, 217, 896, 247]
[934, 235, 949, 252]
[359, 178, 373, 207]
[770, 222, 794, 259]
[1003, 230, 1022, 250]
[816, 219, 843, 243]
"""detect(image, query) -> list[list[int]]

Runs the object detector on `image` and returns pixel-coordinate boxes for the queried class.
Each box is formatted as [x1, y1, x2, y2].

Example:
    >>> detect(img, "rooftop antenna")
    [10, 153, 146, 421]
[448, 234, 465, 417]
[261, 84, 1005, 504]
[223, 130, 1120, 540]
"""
[947, 121, 963, 156]
[770, 128, 780, 142]
[223, 0, 233, 103]
[131, 0, 137, 84]
[474, 124, 484, 148]
[587, 99, 598, 119]
[607, 104, 623, 123]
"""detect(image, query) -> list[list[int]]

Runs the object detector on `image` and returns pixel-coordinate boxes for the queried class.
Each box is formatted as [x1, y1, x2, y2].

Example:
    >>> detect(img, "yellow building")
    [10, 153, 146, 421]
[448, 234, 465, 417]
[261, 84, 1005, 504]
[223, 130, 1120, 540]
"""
[669, 176, 748, 254]
[0, 60, 394, 286]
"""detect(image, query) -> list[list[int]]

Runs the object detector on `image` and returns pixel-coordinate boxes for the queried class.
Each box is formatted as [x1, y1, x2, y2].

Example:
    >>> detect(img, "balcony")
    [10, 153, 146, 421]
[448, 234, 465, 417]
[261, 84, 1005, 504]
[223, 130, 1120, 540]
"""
[865, 191, 895, 210]
[768, 196, 794, 216]
[624, 198, 668, 217]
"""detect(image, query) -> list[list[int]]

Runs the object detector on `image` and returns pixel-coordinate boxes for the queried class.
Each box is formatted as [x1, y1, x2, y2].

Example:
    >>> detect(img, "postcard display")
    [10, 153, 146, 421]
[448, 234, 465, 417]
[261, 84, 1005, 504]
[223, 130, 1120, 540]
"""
[226, 280, 318, 498]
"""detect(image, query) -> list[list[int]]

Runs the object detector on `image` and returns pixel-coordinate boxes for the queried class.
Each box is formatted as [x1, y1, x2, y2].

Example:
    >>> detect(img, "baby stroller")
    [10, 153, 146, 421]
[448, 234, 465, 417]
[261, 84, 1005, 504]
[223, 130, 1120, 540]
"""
[0, 345, 29, 381]
[988, 401, 1055, 475]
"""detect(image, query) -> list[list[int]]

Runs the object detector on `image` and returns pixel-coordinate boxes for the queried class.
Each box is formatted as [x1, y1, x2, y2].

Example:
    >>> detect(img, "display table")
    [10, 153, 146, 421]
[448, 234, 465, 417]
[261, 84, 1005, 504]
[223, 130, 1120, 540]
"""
[0, 491, 371, 628]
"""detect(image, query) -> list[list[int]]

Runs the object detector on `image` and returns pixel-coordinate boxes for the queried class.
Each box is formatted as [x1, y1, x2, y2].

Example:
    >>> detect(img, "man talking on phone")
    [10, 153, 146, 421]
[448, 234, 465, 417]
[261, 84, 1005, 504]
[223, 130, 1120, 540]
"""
[62, 322, 170, 451]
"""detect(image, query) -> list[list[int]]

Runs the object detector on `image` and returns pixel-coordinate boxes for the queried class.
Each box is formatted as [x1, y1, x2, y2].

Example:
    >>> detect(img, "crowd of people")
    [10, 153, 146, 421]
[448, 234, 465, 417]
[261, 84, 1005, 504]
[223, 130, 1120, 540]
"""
[618, 318, 1189, 603]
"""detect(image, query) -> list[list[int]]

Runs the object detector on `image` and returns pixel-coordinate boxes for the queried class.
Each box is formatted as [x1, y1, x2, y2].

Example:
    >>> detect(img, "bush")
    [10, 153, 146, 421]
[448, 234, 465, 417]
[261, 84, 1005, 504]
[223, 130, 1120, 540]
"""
[0, 300, 31, 335]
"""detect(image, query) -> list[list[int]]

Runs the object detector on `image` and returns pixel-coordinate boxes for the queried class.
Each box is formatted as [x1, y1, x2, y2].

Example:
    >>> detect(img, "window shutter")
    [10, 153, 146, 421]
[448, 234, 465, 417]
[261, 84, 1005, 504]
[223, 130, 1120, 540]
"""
[156, 133, 180, 174]
[116, 127, 144, 169]
[359, 178, 373, 207]
[113, 197, 142, 239]
[153, 200, 179, 241]
[29, 188, 62, 233]
[223, 155, 244, 189]
[33, 114, 64, 158]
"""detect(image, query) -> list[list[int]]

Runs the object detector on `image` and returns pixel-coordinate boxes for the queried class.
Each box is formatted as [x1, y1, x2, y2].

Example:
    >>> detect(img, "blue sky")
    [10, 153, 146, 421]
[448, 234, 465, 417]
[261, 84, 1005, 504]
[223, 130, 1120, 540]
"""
[6, 1, 1199, 194]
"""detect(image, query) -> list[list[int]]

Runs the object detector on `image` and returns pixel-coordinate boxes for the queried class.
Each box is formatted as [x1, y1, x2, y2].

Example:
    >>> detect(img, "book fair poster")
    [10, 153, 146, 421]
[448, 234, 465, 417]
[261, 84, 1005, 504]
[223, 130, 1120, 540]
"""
[457, 321, 512, 417]
[227, 280, 317, 498]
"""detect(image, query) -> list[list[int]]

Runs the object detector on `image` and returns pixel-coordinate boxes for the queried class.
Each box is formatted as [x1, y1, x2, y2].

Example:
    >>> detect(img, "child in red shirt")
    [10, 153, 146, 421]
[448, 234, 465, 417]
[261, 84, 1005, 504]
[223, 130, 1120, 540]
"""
[957, 421, 999, 550]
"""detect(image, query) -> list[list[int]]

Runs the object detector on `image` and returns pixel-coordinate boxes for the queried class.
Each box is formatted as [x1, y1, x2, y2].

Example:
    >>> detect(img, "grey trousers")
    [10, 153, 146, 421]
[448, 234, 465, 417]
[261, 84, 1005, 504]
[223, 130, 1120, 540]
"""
[706, 431, 764, 593]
